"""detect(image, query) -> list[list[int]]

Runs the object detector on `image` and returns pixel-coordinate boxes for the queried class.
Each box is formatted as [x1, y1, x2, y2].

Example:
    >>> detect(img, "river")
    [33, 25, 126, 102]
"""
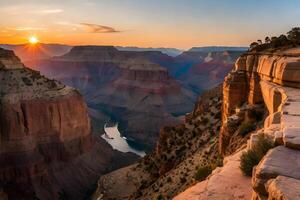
[101, 123, 146, 157]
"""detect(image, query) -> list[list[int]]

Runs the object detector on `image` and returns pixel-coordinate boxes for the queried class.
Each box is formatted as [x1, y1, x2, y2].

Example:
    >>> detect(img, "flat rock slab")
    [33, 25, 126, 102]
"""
[283, 127, 300, 149]
[267, 176, 300, 200]
[253, 146, 300, 195]
[174, 151, 252, 200]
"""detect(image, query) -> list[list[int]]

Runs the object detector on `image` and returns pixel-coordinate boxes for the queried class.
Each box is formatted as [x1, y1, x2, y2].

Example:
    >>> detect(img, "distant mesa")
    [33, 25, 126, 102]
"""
[188, 46, 249, 52]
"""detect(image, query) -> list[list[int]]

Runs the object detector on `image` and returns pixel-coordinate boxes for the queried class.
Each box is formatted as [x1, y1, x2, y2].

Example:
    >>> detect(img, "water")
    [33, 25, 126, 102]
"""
[101, 123, 146, 157]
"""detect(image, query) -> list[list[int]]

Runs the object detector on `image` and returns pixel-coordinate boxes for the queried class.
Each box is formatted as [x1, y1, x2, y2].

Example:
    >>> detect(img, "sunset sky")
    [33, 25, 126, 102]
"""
[0, 0, 300, 49]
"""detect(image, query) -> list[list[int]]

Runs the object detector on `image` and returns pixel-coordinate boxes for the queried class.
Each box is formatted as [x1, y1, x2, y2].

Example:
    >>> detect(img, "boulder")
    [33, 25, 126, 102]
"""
[283, 127, 300, 150]
[252, 146, 300, 196]
[267, 176, 300, 200]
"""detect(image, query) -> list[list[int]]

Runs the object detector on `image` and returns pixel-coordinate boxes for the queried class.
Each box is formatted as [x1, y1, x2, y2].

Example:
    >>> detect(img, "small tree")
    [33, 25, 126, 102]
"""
[257, 39, 262, 45]
[265, 36, 271, 44]
[287, 27, 300, 44]
[250, 42, 259, 50]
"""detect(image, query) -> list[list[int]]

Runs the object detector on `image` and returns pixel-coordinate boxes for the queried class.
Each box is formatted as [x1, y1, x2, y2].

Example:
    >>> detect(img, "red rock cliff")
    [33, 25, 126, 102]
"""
[0, 48, 139, 200]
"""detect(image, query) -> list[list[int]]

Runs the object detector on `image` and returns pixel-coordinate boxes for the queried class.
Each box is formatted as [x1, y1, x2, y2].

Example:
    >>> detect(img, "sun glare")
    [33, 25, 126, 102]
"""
[29, 36, 39, 44]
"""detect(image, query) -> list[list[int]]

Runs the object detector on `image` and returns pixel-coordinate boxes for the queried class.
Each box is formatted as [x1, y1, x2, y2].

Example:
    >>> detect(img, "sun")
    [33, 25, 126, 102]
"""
[28, 36, 39, 44]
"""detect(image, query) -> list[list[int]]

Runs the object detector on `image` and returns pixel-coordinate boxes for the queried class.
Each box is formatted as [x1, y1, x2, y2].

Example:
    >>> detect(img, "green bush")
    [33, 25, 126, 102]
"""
[194, 165, 213, 181]
[240, 136, 274, 176]
[238, 122, 256, 137]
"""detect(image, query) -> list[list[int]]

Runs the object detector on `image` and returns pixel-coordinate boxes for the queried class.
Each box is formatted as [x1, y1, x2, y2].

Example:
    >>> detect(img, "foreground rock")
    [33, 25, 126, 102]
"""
[174, 150, 252, 200]
[0, 47, 139, 199]
[219, 46, 300, 199]
[267, 176, 300, 200]
[252, 146, 300, 196]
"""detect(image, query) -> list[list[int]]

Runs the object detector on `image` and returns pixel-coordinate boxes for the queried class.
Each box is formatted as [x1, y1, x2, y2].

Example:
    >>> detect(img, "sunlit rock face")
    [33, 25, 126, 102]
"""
[0, 48, 138, 199]
[219, 47, 300, 199]
[220, 49, 300, 154]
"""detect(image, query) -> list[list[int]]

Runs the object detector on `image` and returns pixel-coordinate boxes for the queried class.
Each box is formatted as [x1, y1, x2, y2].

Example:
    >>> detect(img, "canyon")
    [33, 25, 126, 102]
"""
[0, 47, 138, 199]
[18, 45, 244, 150]
[92, 45, 300, 200]
[1, 39, 300, 200]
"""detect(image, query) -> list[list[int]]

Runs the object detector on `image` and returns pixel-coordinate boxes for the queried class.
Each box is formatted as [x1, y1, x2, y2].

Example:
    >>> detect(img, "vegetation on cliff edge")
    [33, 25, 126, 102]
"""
[249, 27, 300, 52]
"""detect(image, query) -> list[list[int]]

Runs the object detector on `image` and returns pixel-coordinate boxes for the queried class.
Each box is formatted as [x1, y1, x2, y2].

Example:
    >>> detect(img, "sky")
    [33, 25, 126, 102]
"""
[0, 0, 299, 49]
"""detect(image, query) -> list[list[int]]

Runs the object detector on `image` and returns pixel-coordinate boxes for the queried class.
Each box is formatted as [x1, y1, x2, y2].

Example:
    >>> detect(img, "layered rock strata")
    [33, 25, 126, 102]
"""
[0, 48, 138, 199]
[221, 47, 300, 199]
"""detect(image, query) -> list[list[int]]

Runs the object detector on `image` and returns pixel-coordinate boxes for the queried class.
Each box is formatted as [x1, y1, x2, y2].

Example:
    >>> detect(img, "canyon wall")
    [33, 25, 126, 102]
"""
[177, 47, 300, 200]
[171, 46, 300, 200]
[0, 48, 138, 199]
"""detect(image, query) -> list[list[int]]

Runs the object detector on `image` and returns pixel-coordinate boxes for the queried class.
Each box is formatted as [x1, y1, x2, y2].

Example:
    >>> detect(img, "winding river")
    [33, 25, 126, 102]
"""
[101, 124, 146, 157]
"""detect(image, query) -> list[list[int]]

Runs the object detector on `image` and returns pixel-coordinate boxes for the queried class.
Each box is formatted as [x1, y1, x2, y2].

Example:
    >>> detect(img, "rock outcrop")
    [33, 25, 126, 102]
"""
[0, 47, 139, 199]
[174, 46, 300, 200]
[220, 47, 300, 199]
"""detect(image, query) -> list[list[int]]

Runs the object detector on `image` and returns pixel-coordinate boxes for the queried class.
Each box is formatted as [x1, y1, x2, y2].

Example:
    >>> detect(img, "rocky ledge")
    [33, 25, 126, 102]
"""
[223, 47, 300, 199]
[175, 47, 300, 200]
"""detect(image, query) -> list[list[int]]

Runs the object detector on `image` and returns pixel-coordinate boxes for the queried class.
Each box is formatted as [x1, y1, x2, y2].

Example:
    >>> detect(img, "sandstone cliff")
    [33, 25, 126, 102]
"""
[0, 47, 138, 199]
[176, 46, 300, 200]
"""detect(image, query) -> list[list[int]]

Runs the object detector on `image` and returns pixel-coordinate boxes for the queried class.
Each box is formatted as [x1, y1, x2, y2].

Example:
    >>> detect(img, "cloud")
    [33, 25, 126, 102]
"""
[80, 23, 120, 33]
[11, 27, 46, 31]
[35, 9, 64, 14]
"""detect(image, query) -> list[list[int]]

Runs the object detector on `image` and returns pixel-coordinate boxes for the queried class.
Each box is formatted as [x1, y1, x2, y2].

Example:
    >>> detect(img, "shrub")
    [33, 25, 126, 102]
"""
[180, 176, 187, 183]
[157, 194, 164, 200]
[201, 117, 209, 125]
[194, 165, 212, 181]
[247, 109, 264, 122]
[238, 122, 256, 137]
[240, 135, 274, 176]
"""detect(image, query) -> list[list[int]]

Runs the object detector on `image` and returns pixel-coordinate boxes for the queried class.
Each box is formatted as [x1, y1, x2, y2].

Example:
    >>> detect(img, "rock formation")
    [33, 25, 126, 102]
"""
[0, 47, 138, 199]
[170, 46, 300, 200]
[212, 47, 300, 199]
[27, 46, 196, 149]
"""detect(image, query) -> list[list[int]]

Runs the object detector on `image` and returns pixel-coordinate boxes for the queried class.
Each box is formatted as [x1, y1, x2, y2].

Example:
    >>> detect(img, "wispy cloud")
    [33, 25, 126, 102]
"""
[35, 9, 64, 14]
[80, 23, 120, 33]
[11, 27, 46, 31]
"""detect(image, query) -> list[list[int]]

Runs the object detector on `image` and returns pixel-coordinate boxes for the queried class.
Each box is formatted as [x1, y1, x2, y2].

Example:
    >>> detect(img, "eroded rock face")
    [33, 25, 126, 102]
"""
[220, 50, 300, 154]
[0, 48, 139, 199]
